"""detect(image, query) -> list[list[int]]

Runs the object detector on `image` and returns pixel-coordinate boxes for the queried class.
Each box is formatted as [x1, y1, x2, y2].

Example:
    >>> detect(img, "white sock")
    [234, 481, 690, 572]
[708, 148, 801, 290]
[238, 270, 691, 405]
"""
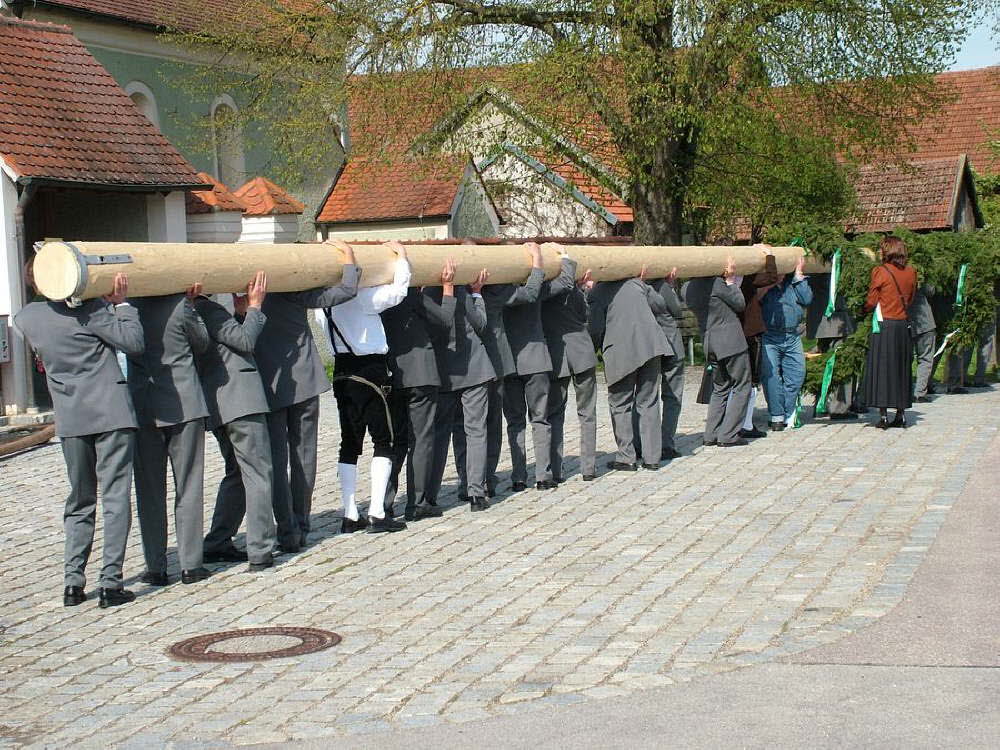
[742, 388, 757, 431]
[339, 463, 358, 521]
[368, 456, 393, 520]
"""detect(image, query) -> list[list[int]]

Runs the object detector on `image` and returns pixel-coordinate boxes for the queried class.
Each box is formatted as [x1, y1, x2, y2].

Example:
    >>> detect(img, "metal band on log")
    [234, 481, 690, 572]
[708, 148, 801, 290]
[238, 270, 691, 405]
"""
[32, 241, 826, 301]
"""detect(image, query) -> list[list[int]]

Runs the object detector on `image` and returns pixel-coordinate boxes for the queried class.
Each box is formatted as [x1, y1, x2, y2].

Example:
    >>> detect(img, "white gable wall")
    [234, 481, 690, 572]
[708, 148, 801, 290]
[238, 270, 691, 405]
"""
[319, 220, 450, 242]
[187, 211, 244, 243]
[240, 215, 301, 244]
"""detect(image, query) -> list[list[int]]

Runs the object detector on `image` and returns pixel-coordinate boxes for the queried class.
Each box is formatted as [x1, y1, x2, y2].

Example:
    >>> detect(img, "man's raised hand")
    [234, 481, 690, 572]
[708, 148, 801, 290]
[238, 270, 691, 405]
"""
[103, 273, 129, 305]
[247, 271, 268, 309]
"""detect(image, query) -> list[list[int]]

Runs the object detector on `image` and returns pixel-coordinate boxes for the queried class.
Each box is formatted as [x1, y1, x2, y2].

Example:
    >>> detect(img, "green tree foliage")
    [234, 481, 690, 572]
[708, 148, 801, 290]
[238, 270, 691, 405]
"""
[768, 222, 1000, 394]
[167, 0, 979, 242]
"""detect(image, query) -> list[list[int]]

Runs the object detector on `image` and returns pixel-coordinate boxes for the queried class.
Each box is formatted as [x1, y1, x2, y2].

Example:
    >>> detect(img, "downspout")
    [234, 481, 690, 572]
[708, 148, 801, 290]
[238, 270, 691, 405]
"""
[13, 181, 37, 412]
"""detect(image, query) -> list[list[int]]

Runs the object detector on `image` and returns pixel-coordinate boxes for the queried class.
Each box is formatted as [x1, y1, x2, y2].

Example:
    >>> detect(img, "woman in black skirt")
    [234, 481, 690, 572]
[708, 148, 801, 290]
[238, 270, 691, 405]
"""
[861, 236, 918, 428]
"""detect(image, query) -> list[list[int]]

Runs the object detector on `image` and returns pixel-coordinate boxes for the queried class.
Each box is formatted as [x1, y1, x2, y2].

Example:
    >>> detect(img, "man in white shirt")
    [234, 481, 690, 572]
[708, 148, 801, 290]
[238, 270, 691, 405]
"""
[317, 241, 411, 533]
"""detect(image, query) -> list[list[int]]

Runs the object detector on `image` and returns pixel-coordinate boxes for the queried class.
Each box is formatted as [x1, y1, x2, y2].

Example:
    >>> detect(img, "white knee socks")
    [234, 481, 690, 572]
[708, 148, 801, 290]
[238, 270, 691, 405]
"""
[339, 463, 358, 521]
[742, 388, 757, 431]
[368, 456, 393, 520]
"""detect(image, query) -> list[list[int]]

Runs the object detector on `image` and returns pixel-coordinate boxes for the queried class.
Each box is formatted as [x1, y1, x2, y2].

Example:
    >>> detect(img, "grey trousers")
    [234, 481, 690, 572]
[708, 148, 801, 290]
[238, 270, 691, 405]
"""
[203, 414, 277, 565]
[913, 329, 937, 398]
[266, 395, 319, 546]
[60, 428, 135, 589]
[945, 351, 968, 388]
[386, 385, 438, 511]
[705, 352, 751, 444]
[134, 419, 205, 574]
[548, 368, 597, 479]
[485, 378, 504, 493]
[431, 383, 489, 499]
[818, 337, 855, 414]
[608, 356, 662, 465]
[660, 354, 684, 451]
[503, 372, 552, 484]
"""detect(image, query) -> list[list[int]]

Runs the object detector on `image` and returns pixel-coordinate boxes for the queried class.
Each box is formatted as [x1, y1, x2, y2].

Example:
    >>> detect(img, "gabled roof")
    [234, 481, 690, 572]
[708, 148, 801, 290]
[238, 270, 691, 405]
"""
[234, 176, 305, 216]
[185, 172, 246, 215]
[0, 16, 204, 188]
[847, 155, 983, 234]
[316, 156, 475, 224]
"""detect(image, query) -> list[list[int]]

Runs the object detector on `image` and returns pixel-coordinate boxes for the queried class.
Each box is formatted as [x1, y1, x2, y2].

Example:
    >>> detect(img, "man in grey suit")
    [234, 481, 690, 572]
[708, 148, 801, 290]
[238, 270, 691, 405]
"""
[542, 260, 599, 482]
[683, 261, 752, 447]
[814, 279, 859, 418]
[382, 286, 451, 521]
[479, 244, 546, 493]
[589, 270, 671, 470]
[426, 264, 496, 511]
[254, 243, 360, 550]
[910, 284, 937, 402]
[16, 271, 142, 608]
[128, 292, 212, 586]
[647, 270, 686, 460]
[192, 272, 277, 572]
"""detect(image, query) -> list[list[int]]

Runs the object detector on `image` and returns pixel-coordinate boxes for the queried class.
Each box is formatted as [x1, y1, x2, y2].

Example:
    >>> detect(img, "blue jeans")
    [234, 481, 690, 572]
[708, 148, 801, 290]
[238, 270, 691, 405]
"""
[762, 332, 806, 421]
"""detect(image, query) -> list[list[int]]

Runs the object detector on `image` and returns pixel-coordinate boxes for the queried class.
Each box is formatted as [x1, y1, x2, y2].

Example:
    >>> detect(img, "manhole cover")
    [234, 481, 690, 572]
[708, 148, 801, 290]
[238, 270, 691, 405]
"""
[167, 626, 341, 663]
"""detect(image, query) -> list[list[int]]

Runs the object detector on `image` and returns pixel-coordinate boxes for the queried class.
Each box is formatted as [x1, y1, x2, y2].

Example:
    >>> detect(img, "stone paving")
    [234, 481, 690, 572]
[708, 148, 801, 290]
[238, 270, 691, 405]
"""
[1, 372, 996, 748]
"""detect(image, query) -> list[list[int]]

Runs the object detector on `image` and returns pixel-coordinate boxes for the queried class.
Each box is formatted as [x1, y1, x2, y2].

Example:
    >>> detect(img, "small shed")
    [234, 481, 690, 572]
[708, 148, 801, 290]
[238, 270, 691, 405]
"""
[234, 176, 305, 244]
[185, 172, 246, 243]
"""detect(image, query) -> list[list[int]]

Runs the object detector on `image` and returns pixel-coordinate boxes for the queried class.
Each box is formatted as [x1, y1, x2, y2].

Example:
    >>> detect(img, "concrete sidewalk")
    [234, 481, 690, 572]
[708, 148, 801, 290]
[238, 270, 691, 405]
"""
[272, 430, 1000, 750]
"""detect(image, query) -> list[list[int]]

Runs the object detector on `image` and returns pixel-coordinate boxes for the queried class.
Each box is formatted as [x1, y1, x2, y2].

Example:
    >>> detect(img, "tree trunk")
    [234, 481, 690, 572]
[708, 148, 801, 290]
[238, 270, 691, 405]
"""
[628, 129, 699, 246]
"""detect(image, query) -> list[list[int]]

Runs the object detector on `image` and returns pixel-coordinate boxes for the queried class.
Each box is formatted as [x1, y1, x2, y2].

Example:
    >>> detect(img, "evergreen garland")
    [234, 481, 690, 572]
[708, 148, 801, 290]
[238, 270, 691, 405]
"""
[766, 222, 1000, 395]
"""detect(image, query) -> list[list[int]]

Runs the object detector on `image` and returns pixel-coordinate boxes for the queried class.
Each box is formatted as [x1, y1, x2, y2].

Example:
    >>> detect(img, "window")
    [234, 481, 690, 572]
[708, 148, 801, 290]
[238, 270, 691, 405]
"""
[124, 81, 159, 128]
[211, 95, 246, 188]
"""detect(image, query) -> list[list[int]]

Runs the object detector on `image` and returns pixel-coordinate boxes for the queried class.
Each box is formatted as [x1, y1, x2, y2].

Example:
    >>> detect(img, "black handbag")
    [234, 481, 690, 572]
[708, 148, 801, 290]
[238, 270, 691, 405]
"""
[696, 364, 715, 404]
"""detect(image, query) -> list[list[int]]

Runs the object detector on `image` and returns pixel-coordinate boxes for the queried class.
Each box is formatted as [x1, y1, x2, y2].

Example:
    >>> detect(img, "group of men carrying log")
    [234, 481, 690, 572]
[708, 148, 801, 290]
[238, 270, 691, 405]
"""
[17, 240, 812, 609]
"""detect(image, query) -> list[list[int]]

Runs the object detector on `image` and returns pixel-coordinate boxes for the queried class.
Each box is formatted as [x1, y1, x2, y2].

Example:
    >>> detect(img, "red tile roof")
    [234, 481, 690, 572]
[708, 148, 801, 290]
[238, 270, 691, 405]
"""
[25, 1, 326, 32]
[847, 155, 975, 234]
[234, 176, 305, 216]
[317, 156, 469, 224]
[0, 16, 203, 187]
[185, 172, 246, 214]
[541, 156, 633, 223]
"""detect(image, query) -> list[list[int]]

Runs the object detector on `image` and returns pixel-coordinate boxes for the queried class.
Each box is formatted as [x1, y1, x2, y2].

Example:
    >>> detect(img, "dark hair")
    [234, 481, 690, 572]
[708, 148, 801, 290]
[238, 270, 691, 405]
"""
[880, 236, 908, 269]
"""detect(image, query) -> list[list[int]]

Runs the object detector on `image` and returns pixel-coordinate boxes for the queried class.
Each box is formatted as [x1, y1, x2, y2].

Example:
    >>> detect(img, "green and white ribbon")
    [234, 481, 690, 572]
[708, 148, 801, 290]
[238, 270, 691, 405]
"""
[815, 350, 837, 416]
[954, 263, 969, 308]
[792, 394, 804, 428]
[824, 248, 841, 318]
[872, 303, 882, 334]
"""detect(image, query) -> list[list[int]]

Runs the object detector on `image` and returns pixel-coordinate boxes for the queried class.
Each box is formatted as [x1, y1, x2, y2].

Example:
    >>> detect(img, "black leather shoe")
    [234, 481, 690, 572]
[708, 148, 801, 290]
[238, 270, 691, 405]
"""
[470, 497, 490, 512]
[703, 439, 718, 447]
[769, 422, 786, 432]
[875, 418, 890, 430]
[889, 416, 907, 428]
[63, 586, 86, 607]
[140, 570, 169, 587]
[341, 516, 369, 533]
[829, 412, 860, 420]
[181, 567, 211, 585]
[248, 557, 274, 572]
[641, 463, 659, 471]
[914, 395, 933, 403]
[661, 448, 683, 460]
[739, 428, 767, 439]
[606, 461, 637, 472]
[276, 541, 301, 554]
[553, 475, 565, 484]
[413, 503, 444, 520]
[98, 588, 135, 609]
[511, 481, 528, 492]
[368, 516, 407, 533]
[535, 480, 558, 490]
[203, 546, 248, 563]
[582, 474, 596, 481]
[719, 438, 749, 447]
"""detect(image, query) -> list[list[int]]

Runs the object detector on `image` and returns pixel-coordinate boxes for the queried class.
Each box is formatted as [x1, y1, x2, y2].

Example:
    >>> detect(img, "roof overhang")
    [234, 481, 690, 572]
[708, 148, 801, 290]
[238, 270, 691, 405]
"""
[14, 175, 213, 192]
[317, 214, 452, 226]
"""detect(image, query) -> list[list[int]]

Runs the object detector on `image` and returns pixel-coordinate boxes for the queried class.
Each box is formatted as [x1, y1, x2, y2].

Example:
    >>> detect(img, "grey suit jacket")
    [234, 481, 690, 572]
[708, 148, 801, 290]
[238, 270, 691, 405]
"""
[192, 296, 270, 430]
[588, 278, 670, 386]
[127, 294, 210, 428]
[504, 260, 576, 377]
[542, 261, 598, 378]
[425, 287, 495, 392]
[15, 299, 143, 438]
[908, 285, 937, 335]
[255, 265, 360, 410]
[683, 277, 747, 361]
[381, 287, 447, 389]
[809, 273, 856, 339]
[481, 268, 544, 378]
[647, 279, 684, 360]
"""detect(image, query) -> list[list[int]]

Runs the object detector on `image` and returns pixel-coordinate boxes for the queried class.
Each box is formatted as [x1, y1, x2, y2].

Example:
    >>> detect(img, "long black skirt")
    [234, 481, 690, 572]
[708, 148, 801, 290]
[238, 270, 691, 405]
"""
[861, 319, 913, 410]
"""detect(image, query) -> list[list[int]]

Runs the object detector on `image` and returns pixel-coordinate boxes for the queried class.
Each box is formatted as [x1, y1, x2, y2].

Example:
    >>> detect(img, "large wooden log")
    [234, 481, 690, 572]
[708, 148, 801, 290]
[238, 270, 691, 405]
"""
[32, 240, 826, 301]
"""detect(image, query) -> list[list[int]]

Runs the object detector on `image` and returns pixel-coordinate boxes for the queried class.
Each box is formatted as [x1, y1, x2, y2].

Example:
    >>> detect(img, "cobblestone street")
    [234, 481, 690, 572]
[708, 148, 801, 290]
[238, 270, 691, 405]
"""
[2, 372, 996, 748]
